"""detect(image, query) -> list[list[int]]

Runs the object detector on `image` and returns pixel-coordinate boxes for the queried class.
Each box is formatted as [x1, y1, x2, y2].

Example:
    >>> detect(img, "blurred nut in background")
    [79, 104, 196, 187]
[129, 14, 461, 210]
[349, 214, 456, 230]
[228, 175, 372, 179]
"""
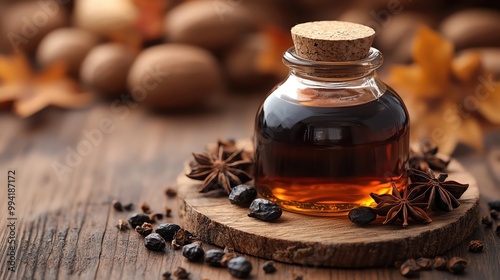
[224, 33, 278, 89]
[37, 28, 100, 76]
[127, 44, 222, 110]
[440, 9, 500, 50]
[460, 48, 500, 79]
[0, 1, 69, 54]
[80, 43, 136, 97]
[73, 0, 137, 37]
[165, 0, 255, 50]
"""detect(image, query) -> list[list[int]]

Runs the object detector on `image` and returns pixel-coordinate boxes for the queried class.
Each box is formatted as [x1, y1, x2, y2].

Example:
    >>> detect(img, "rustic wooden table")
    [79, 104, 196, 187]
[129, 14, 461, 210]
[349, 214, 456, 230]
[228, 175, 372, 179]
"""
[0, 94, 499, 280]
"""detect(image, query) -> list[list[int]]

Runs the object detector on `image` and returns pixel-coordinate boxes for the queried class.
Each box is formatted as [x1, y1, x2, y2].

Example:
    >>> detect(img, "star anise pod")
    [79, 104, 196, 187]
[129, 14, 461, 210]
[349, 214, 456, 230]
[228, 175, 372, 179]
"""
[409, 141, 450, 172]
[186, 146, 253, 194]
[371, 183, 431, 227]
[408, 168, 469, 212]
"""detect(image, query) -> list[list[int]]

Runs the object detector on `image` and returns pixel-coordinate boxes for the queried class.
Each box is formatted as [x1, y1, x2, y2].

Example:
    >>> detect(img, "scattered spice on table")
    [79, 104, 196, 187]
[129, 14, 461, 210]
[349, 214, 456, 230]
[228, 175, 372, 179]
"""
[400, 258, 420, 277]
[482, 215, 494, 227]
[135, 222, 153, 237]
[112, 200, 123, 211]
[227, 256, 253, 279]
[128, 213, 153, 228]
[468, 240, 485, 253]
[262, 261, 277, 274]
[156, 223, 181, 241]
[205, 249, 226, 267]
[123, 203, 134, 211]
[148, 212, 163, 222]
[416, 257, 432, 269]
[161, 271, 171, 280]
[165, 206, 172, 217]
[144, 233, 166, 251]
[116, 219, 129, 231]
[164, 187, 177, 198]
[488, 200, 500, 211]
[490, 209, 499, 220]
[447, 257, 467, 274]
[182, 242, 205, 262]
[140, 201, 151, 214]
[433, 256, 448, 270]
[173, 267, 190, 279]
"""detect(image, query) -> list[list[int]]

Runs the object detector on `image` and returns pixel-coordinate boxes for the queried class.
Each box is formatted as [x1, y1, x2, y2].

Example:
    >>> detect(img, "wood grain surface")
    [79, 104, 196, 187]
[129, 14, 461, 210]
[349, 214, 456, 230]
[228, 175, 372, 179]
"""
[178, 160, 480, 268]
[0, 95, 499, 280]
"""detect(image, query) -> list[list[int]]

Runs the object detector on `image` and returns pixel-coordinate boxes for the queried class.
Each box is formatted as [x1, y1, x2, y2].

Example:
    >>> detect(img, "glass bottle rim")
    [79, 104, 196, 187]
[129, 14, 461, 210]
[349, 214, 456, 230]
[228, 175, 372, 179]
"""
[282, 47, 383, 79]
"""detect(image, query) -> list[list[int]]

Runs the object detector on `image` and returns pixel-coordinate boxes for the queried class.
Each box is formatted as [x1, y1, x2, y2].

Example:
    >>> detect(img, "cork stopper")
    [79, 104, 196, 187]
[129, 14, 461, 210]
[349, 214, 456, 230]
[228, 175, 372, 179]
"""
[291, 21, 375, 62]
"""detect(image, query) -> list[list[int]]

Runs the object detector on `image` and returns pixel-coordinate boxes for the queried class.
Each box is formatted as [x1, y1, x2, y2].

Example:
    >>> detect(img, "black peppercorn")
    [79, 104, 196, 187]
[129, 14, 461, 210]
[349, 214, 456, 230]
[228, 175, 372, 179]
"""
[205, 249, 225, 267]
[348, 207, 377, 226]
[447, 257, 467, 274]
[144, 233, 166, 251]
[248, 199, 282, 222]
[182, 242, 204, 262]
[262, 261, 277, 273]
[400, 259, 420, 277]
[227, 256, 252, 279]
[123, 203, 134, 211]
[488, 200, 500, 211]
[229, 185, 257, 206]
[128, 213, 153, 228]
[155, 223, 181, 241]
[468, 240, 484, 253]
[112, 200, 123, 211]
[162, 271, 171, 280]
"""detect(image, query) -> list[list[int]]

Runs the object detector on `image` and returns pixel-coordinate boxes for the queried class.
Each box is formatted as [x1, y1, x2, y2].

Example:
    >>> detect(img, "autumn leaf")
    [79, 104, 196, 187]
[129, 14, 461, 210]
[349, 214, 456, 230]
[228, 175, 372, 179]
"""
[388, 25, 500, 154]
[256, 26, 292, 78]
[0, 53, 94, 118]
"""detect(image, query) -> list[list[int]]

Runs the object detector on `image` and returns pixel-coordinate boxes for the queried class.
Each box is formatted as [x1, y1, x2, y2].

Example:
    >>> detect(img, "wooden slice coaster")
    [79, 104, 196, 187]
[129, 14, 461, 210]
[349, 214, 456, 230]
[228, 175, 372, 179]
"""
[177, 147, 479, 268]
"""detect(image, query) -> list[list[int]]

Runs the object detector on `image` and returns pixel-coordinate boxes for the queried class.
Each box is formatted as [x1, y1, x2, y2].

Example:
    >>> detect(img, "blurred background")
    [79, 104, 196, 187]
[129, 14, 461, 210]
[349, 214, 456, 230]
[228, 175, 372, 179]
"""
[0, 0, 499, 154]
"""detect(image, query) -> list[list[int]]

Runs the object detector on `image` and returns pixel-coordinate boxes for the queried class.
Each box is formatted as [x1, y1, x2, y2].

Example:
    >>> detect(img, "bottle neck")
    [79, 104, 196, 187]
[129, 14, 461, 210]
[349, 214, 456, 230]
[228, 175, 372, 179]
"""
[278, 47, 387, 106]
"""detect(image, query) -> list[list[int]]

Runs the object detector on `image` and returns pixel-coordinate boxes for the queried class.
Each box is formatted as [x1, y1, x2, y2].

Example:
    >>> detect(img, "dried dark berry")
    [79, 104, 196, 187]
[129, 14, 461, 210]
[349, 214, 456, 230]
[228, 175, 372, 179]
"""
[348, 207, 377, 226]
[229, 185, 257, 206]
[490, 209, 499, 220]
[112, 200, 123, 211]
[182, 242, 204, 262]
[162, 271, 171, 280]
[135, 222, 153, 236]
[220, 247, 237, 267]
[262, 261, 276, 273]
[123, 203, 134, 211]
[248, 199, 282, 222]
[148, 212, 163, 222]
[144, 233, 166, 251]
[128, 213, 153, 228]
[205, 249, 225, 267]
[173, 267, 189, 279]
[227, 256, 252, 279]
[416, 257, 432, 269]
[433, 256, 447, 270]
[447, 257, 467, 274]
[482, 215, 493, 227]
[400, 259, 420, 277]
[155, 223, 181, 241]
[488, 200, 500, 211]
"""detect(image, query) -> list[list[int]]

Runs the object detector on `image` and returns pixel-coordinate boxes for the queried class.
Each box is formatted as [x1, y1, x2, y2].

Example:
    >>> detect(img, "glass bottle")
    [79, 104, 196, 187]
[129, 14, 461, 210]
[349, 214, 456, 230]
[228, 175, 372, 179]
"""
[254, 21, 410, 216]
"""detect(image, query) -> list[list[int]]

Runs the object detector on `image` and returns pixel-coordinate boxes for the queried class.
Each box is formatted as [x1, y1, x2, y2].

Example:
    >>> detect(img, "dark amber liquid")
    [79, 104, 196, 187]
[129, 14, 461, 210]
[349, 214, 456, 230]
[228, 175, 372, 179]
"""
[254, 87, 409, 216]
